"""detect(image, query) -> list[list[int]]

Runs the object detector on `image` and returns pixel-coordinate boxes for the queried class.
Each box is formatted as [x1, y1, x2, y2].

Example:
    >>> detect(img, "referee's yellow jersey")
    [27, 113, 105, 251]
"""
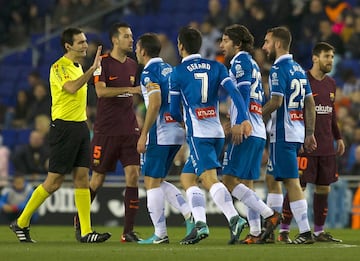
[49, 56, 87, 122]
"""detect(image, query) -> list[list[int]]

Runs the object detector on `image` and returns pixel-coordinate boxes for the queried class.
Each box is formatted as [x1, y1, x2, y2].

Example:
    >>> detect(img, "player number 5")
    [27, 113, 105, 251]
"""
[93, 145, 102, 159]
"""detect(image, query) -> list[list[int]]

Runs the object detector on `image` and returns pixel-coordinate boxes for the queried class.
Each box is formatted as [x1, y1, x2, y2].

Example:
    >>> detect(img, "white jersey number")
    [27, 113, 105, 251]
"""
[289, 78, 307, 109]
[195, 72, 209, 103]
[250, 68, 263, 102]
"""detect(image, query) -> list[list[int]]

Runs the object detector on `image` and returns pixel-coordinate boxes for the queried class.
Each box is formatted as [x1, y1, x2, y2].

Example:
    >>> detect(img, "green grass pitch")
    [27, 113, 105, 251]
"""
[1, 225, 360, 261]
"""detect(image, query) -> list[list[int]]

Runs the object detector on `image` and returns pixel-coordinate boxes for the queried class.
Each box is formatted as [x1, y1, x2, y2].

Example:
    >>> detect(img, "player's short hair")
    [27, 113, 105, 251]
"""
[178, 26, 202, 54]
[267, 26, 292, 51]
[223, 24, 254, 53]
[312, 42, 335, 56]
[61, 27, 83, 53]
[109, 22, 131, 45]
[137, 33, 161, 58]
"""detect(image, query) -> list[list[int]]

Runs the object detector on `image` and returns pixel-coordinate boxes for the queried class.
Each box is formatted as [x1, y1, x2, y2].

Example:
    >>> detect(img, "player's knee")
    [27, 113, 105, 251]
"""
[221, 175, 236, 192]
[315, 185, 330, 194]
[42, 181, 61, 194]
[125, 174, 139, 187]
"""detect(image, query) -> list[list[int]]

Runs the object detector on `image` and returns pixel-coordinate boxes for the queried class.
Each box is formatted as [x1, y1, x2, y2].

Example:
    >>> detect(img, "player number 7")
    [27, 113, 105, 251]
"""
[194, 72, 208, 103]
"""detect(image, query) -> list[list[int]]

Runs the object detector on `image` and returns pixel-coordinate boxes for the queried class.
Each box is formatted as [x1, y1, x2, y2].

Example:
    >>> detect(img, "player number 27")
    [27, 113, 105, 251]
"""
[289, 78, 307, 109]
[194, 72, 208, 103]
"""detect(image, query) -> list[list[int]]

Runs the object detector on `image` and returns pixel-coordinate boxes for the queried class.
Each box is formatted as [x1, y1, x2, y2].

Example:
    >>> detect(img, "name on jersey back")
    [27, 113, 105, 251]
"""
[187, 62, 211, 72]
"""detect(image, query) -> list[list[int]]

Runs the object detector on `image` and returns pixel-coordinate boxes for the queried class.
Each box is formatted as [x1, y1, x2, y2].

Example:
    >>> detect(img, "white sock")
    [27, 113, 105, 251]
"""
[186, 186, 206, 223]
[290, 199, 310, 234]
[147, 188, 167, 237]
[160, 181, 191, 219]
[266, 193, 284, 213]
[246, 206, 261, 236]
[232, 183, 273, 218]
[210, 182, 238, 222]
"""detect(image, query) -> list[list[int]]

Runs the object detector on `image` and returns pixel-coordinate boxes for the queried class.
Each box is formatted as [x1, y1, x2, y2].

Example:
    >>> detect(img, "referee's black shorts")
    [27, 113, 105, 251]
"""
[48, 119, 90, 174]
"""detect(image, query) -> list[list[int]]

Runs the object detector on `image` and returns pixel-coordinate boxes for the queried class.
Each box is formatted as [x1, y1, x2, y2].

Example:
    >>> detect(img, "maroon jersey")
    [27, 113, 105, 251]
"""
[305, 71, 341, 156]
[93, 54, 139, 136]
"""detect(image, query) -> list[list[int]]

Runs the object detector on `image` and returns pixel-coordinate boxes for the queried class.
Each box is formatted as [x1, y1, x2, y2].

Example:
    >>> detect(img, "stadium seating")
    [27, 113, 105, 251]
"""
[0, 81, 17, 106]
[0, 129, 32, 151]
[1, 129, 17, 150]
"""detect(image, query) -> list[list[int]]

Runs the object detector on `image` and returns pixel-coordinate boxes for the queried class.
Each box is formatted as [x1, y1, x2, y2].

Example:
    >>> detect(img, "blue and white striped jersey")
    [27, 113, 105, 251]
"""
[229, 51, 266, 140]
[140, 57, 185, 145]
[169, 54, 248, 138]
[268, 54, 312, 143]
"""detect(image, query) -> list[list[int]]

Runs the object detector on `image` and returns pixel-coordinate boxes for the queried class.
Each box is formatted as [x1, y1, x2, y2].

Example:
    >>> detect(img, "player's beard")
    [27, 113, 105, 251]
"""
[319, 62, 332, 74]
[267, 49, 276, 63]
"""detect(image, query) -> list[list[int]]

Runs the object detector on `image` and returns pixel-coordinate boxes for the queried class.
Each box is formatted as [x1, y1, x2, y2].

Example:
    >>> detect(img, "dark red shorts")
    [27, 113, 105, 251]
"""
[90, 134, 140, 173]
[297, 155, 338, 186]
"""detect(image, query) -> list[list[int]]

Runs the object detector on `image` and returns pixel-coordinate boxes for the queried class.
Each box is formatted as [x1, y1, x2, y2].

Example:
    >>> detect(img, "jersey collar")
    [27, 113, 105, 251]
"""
[230, 51, 248, 66]
[144, 57, 163, 69]
[181, 54, 201, 63]
[62, 55, 74, 65]
[274, 54, 293, 65]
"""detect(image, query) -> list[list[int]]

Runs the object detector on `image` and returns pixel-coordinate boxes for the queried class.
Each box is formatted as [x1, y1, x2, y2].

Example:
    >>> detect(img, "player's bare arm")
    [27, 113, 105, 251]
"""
[137, 90, 161, 154]
[262, 94, 283, 123]
[63, 46, 102, 94]
[336, 139, 345, 156]
[95, 83, 140, 97]
[304, 94, 317, 152]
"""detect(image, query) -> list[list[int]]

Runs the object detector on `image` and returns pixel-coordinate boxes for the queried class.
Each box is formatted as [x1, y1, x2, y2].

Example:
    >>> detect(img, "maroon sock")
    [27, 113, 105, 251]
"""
[123, 186, 139, 234]
[313, 192, 328, 231]
[281, 193, 293, 227]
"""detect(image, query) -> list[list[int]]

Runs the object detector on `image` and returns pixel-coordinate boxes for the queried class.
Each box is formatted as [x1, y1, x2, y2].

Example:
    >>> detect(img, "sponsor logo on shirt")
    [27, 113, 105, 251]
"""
[249, 101, 262, 114]
[164, 113, 176, 123]
[109, 76, 118, 80]
[289, 110, 303, 121]
[315, 104, 333, 114]
[195, 106, 216, 119]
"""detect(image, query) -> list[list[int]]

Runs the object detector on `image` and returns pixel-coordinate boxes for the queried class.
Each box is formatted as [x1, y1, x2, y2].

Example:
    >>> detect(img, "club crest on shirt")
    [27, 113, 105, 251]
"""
[144, 77, 150, 84]
[235, 64, 244, 78]
[130, 76, 135, 85]
[330, 92, 335, 101]
[271, 72, 279, 85]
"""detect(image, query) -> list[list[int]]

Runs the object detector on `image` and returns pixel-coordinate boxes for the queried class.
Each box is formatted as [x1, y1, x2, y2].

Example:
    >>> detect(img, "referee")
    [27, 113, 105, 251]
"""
[10, 28, 111, 243]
